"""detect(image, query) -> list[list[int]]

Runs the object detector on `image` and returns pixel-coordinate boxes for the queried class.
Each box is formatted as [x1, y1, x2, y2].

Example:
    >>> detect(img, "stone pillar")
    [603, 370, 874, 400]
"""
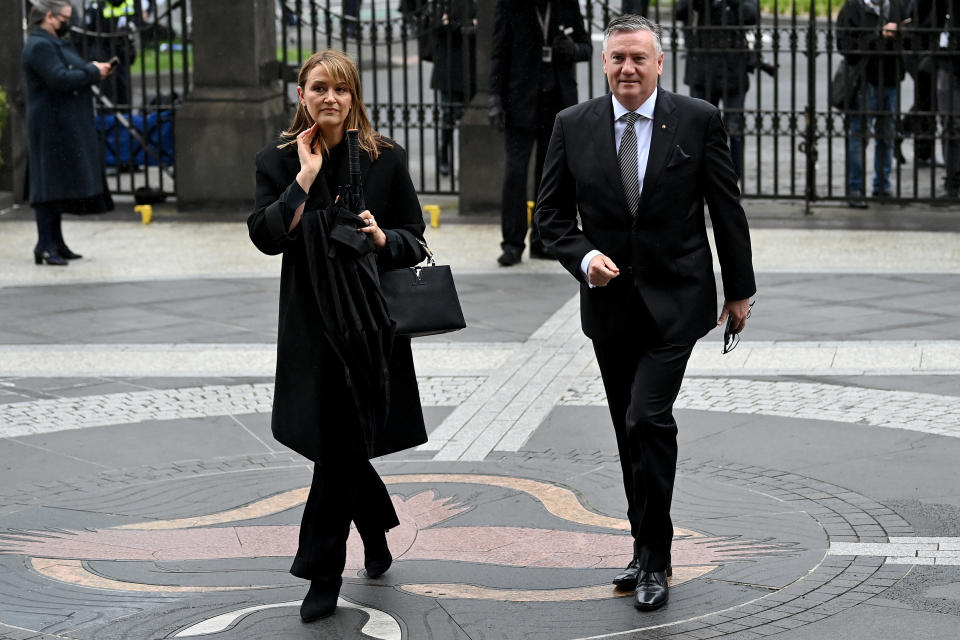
[457, 0, 503, 216]
[175, 0, 288, 210]
[0, 0, 27, 200]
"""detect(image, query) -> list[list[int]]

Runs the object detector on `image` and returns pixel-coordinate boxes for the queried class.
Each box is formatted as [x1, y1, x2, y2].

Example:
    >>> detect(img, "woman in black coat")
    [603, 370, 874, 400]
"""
[21, 0, 114, 266]
[248, 49, 428, 623]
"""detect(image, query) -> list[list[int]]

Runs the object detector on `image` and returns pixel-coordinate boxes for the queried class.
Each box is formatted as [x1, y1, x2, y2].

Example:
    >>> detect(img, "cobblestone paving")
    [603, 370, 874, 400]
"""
[2, 339, 959, 377]
[563, 377, 960, 438]
[829, 538, 960, 565]
[3, 375, 958, 444]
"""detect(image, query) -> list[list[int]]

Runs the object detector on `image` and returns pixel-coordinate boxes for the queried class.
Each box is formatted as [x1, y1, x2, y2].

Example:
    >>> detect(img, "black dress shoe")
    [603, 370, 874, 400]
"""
[613, 557, 639, 589]
[362, 530, 392, 578]
[614, 559, 671, 590]
[300, 577, 341, 623]
[634, 570, 669, 611]
[497, 249, 522, 267]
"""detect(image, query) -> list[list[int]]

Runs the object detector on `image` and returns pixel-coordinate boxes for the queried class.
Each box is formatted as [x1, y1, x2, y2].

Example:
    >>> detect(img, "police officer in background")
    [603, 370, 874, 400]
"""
[488, 0, 591, 267]
[85, 0, 141, 107]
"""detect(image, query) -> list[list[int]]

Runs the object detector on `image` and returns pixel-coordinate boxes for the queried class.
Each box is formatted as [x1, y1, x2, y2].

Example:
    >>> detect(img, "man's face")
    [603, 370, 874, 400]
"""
[602, 29, 663, 111]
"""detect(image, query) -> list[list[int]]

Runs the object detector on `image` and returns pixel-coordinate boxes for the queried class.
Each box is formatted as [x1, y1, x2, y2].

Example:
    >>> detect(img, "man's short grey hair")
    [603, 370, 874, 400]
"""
[602, 14, 663, 56]
[29, 0, 71, 26]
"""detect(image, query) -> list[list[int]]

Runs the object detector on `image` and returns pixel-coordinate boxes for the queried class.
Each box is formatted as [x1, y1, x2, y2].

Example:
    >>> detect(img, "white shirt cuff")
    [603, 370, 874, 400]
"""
[581, 250, 602, 288]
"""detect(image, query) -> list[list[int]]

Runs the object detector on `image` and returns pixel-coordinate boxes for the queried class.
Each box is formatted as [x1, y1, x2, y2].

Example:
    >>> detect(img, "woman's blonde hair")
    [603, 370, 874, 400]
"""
[280, 49, 388, 160]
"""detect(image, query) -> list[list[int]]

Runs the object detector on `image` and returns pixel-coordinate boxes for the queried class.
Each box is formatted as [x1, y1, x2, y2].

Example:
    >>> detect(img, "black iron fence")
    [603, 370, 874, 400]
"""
[43, 1, 960, 206]
[66, 0, 190, 201]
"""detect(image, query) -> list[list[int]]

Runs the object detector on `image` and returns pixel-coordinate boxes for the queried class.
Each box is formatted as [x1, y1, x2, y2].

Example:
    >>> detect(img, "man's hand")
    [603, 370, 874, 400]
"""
[882, 21, 898, 37]
[717, 298, 752, 333]
[488, 94, 506, 131]
[588, 254, 620, 287]
[551, 33, 577, 63]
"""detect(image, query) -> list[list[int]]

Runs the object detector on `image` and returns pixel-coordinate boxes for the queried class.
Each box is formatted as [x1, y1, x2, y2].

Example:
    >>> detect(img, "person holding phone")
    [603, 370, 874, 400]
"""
[21, 0, 115, 266]
[248, 49, 428, 623]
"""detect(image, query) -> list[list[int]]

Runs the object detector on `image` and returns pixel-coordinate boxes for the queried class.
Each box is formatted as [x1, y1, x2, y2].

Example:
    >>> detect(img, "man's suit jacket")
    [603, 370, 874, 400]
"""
[536, 90, 756, 345]
[489, 0, 592, 129]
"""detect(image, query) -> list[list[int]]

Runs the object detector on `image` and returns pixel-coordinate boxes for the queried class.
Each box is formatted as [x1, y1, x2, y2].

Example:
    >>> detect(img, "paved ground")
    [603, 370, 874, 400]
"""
[0, 196, 959, 640]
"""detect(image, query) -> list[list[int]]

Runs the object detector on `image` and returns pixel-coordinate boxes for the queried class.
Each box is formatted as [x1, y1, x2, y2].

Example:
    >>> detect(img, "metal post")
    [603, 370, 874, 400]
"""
[0, 0, 26, 199]
[802, 0, 818, 213]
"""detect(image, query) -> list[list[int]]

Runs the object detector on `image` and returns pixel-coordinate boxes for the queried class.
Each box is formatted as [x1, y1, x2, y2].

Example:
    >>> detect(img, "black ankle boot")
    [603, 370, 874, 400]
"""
[300, 577, 341, 623]
[57, 244, 83, 260]
[362, 529, 392, 578]
[34, 247, 68, 266]
[52, 214, 81, 259]
[34, 209, 67, 266]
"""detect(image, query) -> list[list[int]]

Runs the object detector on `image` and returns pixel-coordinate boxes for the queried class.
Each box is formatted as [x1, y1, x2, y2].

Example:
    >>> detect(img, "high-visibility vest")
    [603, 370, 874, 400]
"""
[102, 0, 136, 19]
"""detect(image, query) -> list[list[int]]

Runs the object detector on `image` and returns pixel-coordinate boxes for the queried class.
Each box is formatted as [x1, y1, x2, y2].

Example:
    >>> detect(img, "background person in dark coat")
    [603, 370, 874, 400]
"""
[901, 0, 938, 166]
[488, 0, 591, 266]
[248, 50, 428, 623]
[622, 0, 650, 17]
[429, 0, 477, 177]
[675, 0, 759, 181]
[918, 0, 960, 195]
[21, 0, 114, 266]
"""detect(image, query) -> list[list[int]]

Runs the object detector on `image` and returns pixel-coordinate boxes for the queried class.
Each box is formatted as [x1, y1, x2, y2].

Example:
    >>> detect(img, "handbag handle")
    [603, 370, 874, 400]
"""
[416, 238, 437, 267]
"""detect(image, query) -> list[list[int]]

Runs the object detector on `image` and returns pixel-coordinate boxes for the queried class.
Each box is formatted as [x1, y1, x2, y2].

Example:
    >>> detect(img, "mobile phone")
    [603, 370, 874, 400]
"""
[108, 56, 119, 69]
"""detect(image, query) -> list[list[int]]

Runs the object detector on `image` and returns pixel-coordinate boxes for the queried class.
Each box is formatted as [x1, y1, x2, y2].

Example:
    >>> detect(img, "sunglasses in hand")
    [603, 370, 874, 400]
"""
[722, 300, 754, 354]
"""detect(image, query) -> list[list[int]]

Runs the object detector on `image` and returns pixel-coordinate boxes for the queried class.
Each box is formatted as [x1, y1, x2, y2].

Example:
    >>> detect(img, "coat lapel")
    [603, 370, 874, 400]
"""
[637, 89, 679, 214]
[590, 95, 634, 225]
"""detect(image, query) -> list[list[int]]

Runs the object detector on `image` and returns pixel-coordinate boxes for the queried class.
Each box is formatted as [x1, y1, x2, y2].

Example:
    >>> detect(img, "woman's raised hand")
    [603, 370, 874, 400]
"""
[296, 124, 323, 192]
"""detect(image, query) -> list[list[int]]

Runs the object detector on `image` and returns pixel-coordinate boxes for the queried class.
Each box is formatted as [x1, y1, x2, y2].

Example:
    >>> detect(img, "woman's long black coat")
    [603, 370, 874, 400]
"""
[249, 138, 428, 463]
[21, 28, 112, 212]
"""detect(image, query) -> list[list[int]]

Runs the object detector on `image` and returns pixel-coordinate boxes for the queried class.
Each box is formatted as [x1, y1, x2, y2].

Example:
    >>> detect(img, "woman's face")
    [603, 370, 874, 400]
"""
[297, 65, 353, 134]
[45, 4, 72, 36]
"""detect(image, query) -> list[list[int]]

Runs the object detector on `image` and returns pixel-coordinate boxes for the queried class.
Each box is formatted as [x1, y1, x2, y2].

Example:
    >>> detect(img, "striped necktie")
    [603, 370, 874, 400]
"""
[618, 111, 641, 216]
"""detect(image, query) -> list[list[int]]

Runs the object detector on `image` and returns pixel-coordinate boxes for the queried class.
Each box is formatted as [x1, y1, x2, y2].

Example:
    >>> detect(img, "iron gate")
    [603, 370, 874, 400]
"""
[280, 0, 958, 207]
[64, 0, 191, 200]
[28, 2, 957, 205]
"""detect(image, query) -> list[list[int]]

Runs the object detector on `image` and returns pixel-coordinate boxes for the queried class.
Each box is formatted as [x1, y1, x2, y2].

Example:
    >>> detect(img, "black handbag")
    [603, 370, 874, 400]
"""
[830, 58, 865, 110]
[380, 243, 466, 337]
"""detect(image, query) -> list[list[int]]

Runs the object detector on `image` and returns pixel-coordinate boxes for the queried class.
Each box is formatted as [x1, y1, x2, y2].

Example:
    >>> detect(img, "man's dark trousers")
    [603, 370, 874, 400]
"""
[592, 292, 693, 571]
[500, 90, 562, 256]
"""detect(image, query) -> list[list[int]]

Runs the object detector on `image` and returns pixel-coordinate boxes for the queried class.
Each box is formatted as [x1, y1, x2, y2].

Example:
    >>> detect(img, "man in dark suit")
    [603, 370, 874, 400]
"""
[536, 14, 756, 611]
[489, 0, 591, 266]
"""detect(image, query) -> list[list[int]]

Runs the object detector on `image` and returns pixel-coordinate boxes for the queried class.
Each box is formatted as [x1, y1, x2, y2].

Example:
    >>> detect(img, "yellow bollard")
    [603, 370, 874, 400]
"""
[423, 204, 441, 228]
[527, 200, 535, 226]
[134, 204, 153, 225]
